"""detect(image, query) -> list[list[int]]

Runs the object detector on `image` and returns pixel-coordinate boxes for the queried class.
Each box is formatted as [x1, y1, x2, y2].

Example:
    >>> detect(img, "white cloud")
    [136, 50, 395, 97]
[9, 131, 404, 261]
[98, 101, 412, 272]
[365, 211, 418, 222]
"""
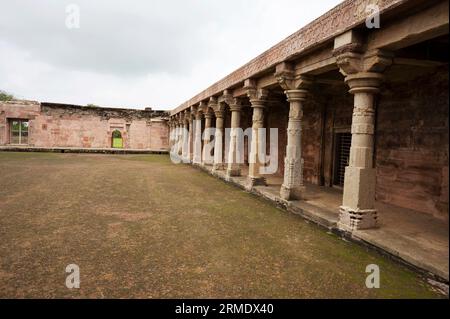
[0, 0, 343, 110]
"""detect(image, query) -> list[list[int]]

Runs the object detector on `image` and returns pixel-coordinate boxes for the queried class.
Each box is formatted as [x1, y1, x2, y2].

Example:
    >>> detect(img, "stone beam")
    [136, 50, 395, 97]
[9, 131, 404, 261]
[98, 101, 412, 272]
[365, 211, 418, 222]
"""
[367, 0, 449, 51]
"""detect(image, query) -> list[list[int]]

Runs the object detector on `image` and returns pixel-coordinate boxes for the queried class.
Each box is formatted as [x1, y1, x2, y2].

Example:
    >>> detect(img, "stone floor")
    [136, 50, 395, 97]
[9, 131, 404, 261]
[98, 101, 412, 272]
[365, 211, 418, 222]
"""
[202, 164, 449, 282]
[0, 152, 446, 298]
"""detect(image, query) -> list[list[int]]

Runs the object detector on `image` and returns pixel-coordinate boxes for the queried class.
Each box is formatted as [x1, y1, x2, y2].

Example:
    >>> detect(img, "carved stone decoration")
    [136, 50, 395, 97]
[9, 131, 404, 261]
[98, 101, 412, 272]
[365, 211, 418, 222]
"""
[245, 81, 269, 189]
[212, 100, 226, 171]
[279, 88, 309, 201]
[181, 110, 191, 162]
[171, 0, 404, 114]
[202, 107, 214, 166]
[275, 63, 313, 91]
[193, 105, 204, 165]
[220, 92, 244, 178]
[335, 49, 394, 232]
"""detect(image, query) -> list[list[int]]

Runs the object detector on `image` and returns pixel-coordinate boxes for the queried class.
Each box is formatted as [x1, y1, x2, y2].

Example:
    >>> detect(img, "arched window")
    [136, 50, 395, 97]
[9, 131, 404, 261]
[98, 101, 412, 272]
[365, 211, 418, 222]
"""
[112, 130, 123, 148]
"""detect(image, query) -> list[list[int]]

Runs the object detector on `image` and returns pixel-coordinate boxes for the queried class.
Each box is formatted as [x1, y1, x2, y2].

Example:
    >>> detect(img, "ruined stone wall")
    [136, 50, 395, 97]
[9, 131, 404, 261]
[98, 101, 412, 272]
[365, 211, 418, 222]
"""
[0, 100, 41, 145]
[0, 102, 169, 151]
[376, 67, 449, 220]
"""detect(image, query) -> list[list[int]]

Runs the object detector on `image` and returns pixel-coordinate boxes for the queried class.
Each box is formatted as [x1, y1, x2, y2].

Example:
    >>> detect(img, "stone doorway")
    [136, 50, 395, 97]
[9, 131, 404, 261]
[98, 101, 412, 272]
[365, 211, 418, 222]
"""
[112, 130, 123, 148]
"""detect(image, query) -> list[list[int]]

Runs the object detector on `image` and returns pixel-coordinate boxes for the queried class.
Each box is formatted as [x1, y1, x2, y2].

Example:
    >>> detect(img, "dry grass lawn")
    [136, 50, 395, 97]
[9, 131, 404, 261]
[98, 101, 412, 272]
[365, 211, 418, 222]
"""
[0, 152, 444, 298]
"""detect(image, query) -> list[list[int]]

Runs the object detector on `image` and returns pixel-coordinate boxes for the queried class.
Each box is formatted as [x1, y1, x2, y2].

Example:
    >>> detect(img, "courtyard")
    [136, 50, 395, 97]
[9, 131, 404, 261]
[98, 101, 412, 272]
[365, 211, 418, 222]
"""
[0, 152, 444, 298]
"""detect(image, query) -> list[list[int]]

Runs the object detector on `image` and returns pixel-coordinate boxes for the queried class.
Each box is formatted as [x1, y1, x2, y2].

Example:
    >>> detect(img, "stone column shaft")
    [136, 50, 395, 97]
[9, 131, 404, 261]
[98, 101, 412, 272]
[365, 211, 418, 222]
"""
[182, 119, 189, 161]
[193, 113, 203, 165]
[227, 105, 242, 177]
[213, 111, 224, 171]
[176, 123, 183, 157]
[248, 100, 267, 187]
[338, 72, 383, 231]
[280, 90, 307, 200]
[188, 117, 194, 162]
[202, 113, 214, 165]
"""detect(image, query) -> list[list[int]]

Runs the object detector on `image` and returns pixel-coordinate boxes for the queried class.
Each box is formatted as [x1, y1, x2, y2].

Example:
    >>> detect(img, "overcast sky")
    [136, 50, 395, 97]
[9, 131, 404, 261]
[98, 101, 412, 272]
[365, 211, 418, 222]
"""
[0, 0, 342, 110]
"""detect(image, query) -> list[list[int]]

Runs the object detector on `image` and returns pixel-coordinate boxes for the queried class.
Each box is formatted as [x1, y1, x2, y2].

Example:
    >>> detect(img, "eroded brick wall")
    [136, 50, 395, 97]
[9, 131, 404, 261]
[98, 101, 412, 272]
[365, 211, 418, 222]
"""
[0, 102, 169, 151]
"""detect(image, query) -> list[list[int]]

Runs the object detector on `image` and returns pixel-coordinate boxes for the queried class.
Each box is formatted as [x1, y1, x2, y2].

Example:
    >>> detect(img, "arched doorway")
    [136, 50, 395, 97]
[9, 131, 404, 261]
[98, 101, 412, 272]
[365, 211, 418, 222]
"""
[112, 130, 123, 148]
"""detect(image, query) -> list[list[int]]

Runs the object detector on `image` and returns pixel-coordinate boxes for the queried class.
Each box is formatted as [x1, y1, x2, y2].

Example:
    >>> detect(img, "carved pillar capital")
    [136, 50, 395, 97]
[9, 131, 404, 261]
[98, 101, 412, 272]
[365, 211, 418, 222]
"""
[285, 89, 309, 102]
[195, 112, 203, 121]
[229, 99, 243, 113]
[275, 62, 313, 91]
[214, 107, 225, 119]
[183, 110, 191, 124]
[204, 108, 214, 120]
[244, 79, 268, 107]
[335, 49, 393, 79]
[345, 72, 384, 94]
[208, 97, 218, 110]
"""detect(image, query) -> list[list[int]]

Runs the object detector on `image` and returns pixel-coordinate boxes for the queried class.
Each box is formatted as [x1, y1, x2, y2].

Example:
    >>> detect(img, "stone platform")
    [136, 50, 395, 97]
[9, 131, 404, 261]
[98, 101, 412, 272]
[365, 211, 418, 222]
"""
[0, 146, 169, 155]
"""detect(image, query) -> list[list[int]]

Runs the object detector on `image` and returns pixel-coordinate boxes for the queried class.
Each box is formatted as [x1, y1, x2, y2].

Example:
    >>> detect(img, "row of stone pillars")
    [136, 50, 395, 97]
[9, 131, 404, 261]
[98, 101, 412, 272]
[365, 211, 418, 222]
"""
[169, 48, 392, 232]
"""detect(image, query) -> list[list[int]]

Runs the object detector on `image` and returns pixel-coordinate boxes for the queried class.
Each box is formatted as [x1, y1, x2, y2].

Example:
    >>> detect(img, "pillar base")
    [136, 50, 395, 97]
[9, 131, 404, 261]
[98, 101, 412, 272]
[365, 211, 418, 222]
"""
[213, 163, 224, 171]
[247, 176, 267, 189]
[280, 185, 305, 201]
[338, 206, 378, 231]
[226, 168, 241, 178]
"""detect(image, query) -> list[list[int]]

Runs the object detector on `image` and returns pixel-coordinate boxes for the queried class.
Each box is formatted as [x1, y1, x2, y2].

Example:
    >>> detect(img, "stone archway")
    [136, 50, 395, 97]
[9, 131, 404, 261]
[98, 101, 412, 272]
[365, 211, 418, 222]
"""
[111, 130, 123, 148]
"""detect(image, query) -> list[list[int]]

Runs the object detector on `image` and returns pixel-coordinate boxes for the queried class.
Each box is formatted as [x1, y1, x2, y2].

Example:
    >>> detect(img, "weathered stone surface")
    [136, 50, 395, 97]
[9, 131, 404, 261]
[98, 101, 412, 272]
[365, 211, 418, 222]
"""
[0, 102, 169, 150]
[376, 67, 449, 221]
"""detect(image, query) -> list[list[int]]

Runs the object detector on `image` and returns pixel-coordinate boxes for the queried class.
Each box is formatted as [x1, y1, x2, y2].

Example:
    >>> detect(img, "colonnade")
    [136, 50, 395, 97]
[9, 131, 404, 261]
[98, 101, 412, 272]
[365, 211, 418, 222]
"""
[168, 47, 392, 232]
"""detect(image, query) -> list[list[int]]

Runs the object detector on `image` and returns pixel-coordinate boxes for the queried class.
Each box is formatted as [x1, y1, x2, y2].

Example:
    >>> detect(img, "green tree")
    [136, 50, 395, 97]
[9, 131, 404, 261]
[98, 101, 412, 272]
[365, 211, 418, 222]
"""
[0, 90, 14, 101]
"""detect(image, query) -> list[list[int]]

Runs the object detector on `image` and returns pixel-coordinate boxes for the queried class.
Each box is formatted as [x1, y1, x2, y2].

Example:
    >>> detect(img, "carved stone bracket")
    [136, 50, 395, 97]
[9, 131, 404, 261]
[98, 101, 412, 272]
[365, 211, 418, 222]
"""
[335, 49, 394, 77]
[275, 62, 313, 91]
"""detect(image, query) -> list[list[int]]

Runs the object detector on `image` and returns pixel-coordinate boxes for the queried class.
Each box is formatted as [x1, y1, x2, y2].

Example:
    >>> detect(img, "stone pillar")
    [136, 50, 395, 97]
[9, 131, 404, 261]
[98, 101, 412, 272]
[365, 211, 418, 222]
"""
[168, 122, 173, 150]
[226, 100, 242, 177]
[280, 90, 308, 200]
[202, 108, 214, 165]
[335, 48, 393, 231]
[188, 111, 194, 162]
[246, 85, 268, 188]
[193, 108, 203, 165]
[176, 121, 182, 157]
[181, 113, 189, 161]
[338, 72, 383, 230]
[213, 104, 225, 171]
[275, 63, 312, 200]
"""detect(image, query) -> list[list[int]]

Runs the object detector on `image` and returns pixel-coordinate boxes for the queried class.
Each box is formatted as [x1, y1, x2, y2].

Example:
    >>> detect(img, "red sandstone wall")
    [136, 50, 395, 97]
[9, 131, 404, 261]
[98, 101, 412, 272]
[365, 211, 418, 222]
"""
[0, 101, 41, 145]
[376, 67, 449, 220]
[149, 120, 169, 150]
[0, 102, 169, 151]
